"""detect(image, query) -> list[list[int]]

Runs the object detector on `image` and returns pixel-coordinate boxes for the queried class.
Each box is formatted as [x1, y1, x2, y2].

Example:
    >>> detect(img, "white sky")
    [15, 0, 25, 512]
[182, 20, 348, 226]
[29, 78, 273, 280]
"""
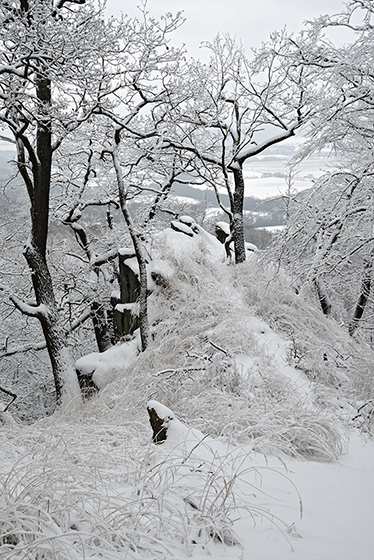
[106, 0, 346, 56]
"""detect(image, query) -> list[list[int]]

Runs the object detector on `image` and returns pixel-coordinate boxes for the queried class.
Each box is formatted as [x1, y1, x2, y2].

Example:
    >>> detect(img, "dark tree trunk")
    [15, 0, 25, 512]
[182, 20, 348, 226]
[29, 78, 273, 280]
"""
[349, 252, 373, 336]
[91, 301, 115, 352]
[232, 165, 247, 264]
[33, 75, 52, 254]
[17, 72, 81, 408]
[313, 278, 332, 316]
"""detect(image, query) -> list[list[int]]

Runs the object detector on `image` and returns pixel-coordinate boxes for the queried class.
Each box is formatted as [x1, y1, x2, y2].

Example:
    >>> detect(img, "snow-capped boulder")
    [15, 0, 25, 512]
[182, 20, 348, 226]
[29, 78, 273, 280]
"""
[75, 338, 139, 395]
[170, 220, 194, 237]
[147, 400, 175, 443]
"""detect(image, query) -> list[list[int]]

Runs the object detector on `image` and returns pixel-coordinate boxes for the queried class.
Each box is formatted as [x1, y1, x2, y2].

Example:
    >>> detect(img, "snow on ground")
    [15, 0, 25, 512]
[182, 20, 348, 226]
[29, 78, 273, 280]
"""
[143, 401, 374, 560]
[287, 434, 374, 560]
[1, 221, 374, 559]
[255, 224, 285, 232]
[230, 433, 374, 560]
[1, 409, 372, 559]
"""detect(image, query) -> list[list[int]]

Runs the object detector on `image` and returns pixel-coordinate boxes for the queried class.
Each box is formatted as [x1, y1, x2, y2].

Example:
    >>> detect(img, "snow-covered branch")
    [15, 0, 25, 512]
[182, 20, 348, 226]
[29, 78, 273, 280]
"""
[0, 340, 47, 359]
[235, 124, 298, 163]
[9, 295, 47, 318]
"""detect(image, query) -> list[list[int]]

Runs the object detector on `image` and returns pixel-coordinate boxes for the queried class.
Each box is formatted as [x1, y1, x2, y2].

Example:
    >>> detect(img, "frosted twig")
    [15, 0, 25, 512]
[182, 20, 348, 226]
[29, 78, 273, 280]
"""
[209, 340, 229, 355]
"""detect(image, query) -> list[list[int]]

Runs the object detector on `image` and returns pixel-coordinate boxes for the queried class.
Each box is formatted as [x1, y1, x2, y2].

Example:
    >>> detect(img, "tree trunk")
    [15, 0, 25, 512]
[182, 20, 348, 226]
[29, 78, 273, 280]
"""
[232, 165, 247, 264]
[349, 252, 373, 336]
[91, 301, 115, 352]
[19, 72, 82, 409]
[24, 243, 81, 409]
[111, 140, 150, 351]
[313, 278, 332, 316]
[65, 219, 118, 352]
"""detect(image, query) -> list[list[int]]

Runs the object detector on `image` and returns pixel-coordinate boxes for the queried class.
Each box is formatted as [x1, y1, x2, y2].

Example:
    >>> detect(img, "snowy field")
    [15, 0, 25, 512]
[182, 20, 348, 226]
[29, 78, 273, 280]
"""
[1, 221, 374, 559]
[170, 138, 335, 201]
[243, 155, 332, 199]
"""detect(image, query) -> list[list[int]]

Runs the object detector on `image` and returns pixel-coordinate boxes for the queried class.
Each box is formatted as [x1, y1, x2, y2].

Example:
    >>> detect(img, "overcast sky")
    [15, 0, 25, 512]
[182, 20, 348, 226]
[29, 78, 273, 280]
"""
[106, 0, 346, 55]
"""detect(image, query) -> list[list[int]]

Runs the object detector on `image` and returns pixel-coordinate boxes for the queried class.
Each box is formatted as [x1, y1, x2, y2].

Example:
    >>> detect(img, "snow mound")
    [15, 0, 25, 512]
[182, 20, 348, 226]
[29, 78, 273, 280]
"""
[84, 249, 353, 460]
[154, 223, 226, 263]
[2, 224, 374, 559]
[75, 338, 139, 389]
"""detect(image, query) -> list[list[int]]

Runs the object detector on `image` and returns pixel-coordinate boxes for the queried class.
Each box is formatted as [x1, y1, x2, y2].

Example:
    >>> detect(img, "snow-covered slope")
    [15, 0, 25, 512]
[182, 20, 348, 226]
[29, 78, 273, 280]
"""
[1, 222, 374, 559]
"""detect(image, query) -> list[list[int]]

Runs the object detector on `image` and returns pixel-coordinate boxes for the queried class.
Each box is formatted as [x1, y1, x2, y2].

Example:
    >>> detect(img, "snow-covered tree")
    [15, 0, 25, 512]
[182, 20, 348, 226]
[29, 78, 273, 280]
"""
[273, 165, 374, 333]
[271, 0, 374, 339]
[53, 9, 187, 352]
[0, 0, 148, 408]
[162, 33, 310, 263]
[0, 1, 190, 404]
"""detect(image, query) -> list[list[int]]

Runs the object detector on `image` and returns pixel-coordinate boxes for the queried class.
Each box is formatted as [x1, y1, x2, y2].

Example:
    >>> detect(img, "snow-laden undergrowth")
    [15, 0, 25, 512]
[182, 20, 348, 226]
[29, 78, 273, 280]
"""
[84, 236, 359, 460]
[1, 411, 305, 559]
[1, 225, 374, 559]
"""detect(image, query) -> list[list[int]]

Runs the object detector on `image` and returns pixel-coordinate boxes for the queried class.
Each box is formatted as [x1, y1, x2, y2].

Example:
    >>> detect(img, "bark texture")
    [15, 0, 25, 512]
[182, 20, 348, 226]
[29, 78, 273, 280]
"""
[232, 166, 247, 264]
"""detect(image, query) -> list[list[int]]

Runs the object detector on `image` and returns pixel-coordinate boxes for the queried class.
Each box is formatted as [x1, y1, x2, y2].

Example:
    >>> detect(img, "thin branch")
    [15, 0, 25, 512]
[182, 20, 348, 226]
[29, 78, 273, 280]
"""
[0, 307, 92, 358]
[0, 385, 17, 412]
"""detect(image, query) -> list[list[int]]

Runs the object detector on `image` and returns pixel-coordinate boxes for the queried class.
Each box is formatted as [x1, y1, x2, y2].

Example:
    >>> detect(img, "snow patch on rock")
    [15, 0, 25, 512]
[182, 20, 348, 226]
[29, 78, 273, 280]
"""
[75, 338, 139, 389]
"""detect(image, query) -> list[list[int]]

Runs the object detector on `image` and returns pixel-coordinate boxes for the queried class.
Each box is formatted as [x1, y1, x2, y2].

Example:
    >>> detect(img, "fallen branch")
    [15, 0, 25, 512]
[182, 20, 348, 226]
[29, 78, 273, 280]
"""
[209, 340, 229, 356]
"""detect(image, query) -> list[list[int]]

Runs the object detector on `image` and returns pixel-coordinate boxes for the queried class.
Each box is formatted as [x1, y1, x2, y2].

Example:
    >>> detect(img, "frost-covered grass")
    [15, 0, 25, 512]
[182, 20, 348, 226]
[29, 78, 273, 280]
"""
[0, 416, 301, 559]
[234, 259, 374, 411]
[2, 231, 374, 559]
[86, 246, 351, 461]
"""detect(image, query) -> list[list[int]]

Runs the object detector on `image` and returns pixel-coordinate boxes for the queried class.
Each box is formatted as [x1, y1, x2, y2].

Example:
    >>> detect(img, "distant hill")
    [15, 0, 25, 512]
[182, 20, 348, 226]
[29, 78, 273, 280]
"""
[0, 141, 320, 233]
